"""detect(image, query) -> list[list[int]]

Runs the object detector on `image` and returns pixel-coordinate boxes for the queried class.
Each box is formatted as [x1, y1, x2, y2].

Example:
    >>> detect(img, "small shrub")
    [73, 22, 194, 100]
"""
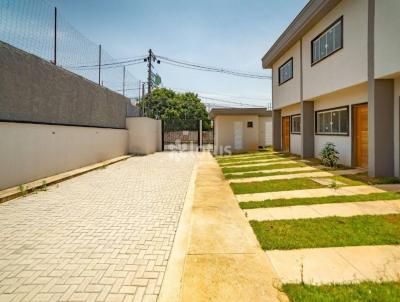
[320, 142, 340, 168]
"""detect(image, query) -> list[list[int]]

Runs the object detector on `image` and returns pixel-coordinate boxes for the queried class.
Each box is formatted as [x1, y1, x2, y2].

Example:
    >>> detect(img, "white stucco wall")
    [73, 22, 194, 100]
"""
[126, 117, 162, 155]
[0, 122, 128, 190]
[314, 83, 368, 166]
[272, 41, 301, 109]
[302, 0, 368, 100]
[394, 77, 400, 177]
[375, 0, 400, 79]
[214, 115, 260, 154]
[281, 104, 302, 155]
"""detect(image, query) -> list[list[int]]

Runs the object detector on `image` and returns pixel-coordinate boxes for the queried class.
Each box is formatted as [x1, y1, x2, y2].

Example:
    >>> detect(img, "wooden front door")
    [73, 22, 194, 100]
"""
[282, 116, 290, 152]
[354, 104, 368, 168]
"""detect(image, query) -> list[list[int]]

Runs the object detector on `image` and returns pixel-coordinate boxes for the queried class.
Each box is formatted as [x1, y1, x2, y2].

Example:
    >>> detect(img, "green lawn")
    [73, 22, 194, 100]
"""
[283, 282, 400, 302]
[225, 169, 319, 179]
[240, 192, 400, 209]
[231, 178, 323, 194]
[250, 214, 400, 250]
[222, 163, 304, 174]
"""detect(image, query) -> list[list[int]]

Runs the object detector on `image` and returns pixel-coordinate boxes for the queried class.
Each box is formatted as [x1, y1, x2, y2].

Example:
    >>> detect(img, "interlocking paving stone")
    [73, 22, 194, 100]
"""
[0, 152, 196, 302]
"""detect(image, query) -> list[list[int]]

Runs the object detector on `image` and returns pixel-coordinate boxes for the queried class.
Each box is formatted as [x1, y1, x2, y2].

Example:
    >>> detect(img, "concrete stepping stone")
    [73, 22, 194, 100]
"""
[229, 171, 333, 184]
[236, 184, 400, 202]
[244, 200, 400, 221]
[225, 166, 318, 176]
[219, 157, 295, 167]
[223, 160, 296, 169]
[266, 245, 400, 284]
[311, 177, 345, 186]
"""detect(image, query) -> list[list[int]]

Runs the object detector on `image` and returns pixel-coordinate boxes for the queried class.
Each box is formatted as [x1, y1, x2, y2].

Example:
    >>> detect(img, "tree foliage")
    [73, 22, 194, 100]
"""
[137, 88, 208, 120]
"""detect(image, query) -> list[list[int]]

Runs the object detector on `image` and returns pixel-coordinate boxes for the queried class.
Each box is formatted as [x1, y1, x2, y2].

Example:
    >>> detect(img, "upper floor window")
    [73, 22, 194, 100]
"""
[316, 106, 349, 135]
[278, 58, 293, 85]
[312, 17, 343, 65]
[291, 115, 301, 134]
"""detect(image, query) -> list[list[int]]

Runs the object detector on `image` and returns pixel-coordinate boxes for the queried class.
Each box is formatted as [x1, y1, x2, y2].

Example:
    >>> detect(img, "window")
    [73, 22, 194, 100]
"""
[316, 107, 349, 135]
[278, 58, 293, 85]
[247, 121, 253, 128]
[291, 115, 301, 134]
[312, 17, 343, 65]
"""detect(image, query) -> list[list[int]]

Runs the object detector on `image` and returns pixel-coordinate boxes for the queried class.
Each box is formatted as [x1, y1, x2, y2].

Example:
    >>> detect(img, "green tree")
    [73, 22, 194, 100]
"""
[137, 88, 211, 129]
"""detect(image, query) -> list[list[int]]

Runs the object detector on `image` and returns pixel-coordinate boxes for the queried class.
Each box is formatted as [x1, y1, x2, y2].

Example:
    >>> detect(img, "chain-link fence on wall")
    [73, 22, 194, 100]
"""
[0, 0, 142, 100]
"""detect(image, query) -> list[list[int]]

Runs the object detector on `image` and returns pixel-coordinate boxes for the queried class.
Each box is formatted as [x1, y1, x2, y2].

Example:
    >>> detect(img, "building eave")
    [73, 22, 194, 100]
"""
[261, 0, 341, 69]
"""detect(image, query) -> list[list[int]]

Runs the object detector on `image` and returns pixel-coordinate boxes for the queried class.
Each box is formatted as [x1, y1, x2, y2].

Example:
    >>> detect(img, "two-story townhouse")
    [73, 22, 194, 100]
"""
[262, 0, 400, 177]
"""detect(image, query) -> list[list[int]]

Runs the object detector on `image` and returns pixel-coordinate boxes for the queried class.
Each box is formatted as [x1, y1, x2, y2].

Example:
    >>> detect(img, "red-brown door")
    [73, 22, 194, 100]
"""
[282, 116, 290, 152]
[354, 104, 368, 168]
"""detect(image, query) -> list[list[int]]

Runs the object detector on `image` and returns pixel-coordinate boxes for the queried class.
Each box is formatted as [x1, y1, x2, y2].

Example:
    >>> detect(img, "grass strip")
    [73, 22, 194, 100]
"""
[342, 173, 400, 185]
[222, 163, 304, 174]
[231, 178, 323, 194]
[225, 169, 318, 179]
[240, 192, 400, 209]
[250, 214, 400, 250]
[283, 282, 400, 302]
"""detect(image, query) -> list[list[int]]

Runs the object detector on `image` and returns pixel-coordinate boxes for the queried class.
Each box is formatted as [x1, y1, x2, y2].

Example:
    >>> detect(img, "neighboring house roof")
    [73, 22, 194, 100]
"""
[261, 0, 341, 69]
[209, 107, 272, 119]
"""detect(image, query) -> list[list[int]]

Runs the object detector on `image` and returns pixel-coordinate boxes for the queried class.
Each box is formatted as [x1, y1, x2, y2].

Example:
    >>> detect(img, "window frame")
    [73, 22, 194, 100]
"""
[278, 57, 294, 85]
[311, 16, 343, 66]
[314, 105, 350, 136]
[290, 114, 301, 134]
[247, 121, 253, 128]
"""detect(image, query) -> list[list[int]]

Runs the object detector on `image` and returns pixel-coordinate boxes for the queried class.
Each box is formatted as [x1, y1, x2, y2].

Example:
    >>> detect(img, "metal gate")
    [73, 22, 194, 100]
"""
[162, 119, 213, 151]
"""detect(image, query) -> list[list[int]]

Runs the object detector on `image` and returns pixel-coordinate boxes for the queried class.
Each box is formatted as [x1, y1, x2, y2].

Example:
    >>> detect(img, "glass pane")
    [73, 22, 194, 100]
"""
[334, 22, 342, 50]
[323, 112, 331, 133]
[316, 40, 320, 62]
[340, 109, 348, 133]
[332, 111, 339, 133]
[320, 35, 327, 57]
[327, 29, 334, 54]
[318, 113, 324, 133]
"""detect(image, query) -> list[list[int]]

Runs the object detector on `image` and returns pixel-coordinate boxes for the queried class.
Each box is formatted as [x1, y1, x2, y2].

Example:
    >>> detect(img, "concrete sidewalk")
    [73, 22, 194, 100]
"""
[244, 200, 400, 221]
[178, 153, 288, 302]
[266, 245, 400, 284]
[236, 184, 400, 202]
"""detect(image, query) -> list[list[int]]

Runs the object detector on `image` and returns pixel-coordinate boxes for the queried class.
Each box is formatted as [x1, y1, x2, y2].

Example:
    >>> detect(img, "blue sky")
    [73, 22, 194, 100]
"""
[49, 0, 307, 107]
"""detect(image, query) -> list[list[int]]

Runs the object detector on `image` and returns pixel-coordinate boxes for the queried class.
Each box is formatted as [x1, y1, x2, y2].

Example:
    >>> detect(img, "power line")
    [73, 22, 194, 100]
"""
[157, 55, 271, 79]
[198, 96, 266, 108]
[168, 86, 271, 102]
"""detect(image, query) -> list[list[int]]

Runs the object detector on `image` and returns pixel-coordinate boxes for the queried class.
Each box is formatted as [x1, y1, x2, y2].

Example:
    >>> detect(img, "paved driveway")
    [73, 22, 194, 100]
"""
[0, 152, 197, 302]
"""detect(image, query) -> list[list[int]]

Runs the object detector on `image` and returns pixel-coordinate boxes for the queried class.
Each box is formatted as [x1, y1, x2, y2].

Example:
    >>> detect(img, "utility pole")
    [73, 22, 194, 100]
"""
[147, 49, 153, 95]
[142, 82, 146, 116]
[53, 7, 57, 65]
[98, 44, 102, 85]
[138, 80, 141, 101]
[144, 49, 161, 96]
[122, 66, 126, 96]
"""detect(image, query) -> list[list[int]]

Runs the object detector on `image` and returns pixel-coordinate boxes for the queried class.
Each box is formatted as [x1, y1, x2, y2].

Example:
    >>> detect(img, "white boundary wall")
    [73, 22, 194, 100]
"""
[0, 122, 128, 190]
[126, 117, 162, 155]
